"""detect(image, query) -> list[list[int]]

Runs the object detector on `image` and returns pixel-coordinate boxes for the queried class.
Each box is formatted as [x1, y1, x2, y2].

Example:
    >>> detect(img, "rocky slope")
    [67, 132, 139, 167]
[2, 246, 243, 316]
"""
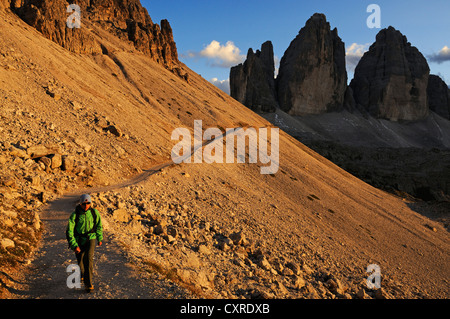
[230, 41, 277, 113]
[264, 108, 450, 202]
[0, 4, 449, 300]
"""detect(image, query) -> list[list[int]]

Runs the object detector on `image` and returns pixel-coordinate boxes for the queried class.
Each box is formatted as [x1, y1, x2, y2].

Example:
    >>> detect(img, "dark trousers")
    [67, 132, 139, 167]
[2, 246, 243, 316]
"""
[76, 239, 96, 287]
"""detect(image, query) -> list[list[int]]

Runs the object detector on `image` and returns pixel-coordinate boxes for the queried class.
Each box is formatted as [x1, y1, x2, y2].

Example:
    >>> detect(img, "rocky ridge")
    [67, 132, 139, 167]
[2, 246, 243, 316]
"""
[4, 0, 182, 75]
[231, 14, 450, 123]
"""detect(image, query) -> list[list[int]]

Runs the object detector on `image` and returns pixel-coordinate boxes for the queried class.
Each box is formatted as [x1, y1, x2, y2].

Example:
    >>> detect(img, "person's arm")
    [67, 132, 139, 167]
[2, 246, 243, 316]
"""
[66, 212, 80, 251]
[94, 209, 103, 245]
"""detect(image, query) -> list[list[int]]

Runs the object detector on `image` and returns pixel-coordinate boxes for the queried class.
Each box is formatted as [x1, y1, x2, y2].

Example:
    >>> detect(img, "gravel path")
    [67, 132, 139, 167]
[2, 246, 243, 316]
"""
[12, 197, 193, 299]
[7, 134, 231, 299]
[7, 161, 195, 299]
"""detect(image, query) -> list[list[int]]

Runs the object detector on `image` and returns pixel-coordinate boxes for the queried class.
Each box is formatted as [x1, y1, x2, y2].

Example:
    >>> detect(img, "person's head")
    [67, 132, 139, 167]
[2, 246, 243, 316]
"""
[79, 194, 92, 211]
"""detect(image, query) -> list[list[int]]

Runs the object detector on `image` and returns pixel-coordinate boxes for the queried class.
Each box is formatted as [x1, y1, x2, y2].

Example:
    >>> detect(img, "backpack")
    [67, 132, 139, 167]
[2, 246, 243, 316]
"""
[66, 206, 99, 245]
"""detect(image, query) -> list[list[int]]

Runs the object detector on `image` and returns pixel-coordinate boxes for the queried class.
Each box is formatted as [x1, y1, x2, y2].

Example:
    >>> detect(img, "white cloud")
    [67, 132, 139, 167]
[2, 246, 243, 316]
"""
[428, 46, 450, 64]
[200, 41, 245, 67]
[210, 78, 230, 94]
[184, 40, 246, 68]
[346, 43, 370, 72]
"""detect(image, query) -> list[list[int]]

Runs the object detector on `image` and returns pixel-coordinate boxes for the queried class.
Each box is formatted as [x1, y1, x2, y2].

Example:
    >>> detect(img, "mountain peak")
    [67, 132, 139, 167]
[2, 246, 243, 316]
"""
[350, 25, 430, 121]
[276, 12, 347, 115]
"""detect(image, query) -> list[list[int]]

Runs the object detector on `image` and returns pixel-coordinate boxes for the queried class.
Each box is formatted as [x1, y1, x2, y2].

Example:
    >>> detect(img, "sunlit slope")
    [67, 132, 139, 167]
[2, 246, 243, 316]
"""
[0, 9, 448, 298]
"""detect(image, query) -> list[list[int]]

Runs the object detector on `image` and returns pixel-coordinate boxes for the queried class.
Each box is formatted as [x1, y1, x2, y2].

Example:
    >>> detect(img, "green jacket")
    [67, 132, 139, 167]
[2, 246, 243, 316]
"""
[66, 205, 103, 250]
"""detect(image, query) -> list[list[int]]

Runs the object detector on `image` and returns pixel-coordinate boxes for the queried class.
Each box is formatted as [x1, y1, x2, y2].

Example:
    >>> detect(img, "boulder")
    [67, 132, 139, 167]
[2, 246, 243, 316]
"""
[1, 176, 17, 188]
[50, 153, 62, 169]
[61, 155, 75, 172]
[1, 209, 18, 219]
[326, 278, 345, 295]
[104, 125, 122, 137]
[230, 41, 278, 112]
[293, 275, 306, 289]
[350, 26, 430, 121]
[229, 230, 248, 246]
[176, 269, 213, 289]
[256, 255, 275, 273]
[285, 262, 301, 275]
[356, 288, 370, 299]
[112, 208, 130, 223]
[38, 156, 52, 169]
[276, 13, 347, 115]
[374, 288, 388, 299]
[73, 138, 91, 153]
[198, 244, 211, 255]
[127, 219, 143, 234]
[1, 238, 15, 249]
[27, 144, 61, 159]
[9, 145, 28, 158]
[32, 211, 41, 230]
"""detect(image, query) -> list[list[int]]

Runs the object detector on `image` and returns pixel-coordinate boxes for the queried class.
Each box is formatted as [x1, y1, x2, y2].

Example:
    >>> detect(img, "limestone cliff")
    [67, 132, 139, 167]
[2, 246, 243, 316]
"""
[5, 0, 179, 69]
[276, 13, 347, 115]
[230, 41, 277, 113]
[427, 75, 450, 120]
[350, 26, 430, 121]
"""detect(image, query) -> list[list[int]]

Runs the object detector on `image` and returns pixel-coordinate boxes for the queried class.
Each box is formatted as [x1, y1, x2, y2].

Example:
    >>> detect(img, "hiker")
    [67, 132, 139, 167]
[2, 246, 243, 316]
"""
[66, 194, 103, 292]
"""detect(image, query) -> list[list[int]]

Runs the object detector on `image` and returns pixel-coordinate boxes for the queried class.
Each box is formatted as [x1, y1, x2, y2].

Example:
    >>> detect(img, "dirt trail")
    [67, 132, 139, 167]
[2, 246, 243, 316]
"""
[7, 161, 194, 299]
[6, 129, 241, 299]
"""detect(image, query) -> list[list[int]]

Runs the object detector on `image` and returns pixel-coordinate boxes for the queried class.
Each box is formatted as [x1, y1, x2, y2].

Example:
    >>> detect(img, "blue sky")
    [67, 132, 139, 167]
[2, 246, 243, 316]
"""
[142, 0, 450, 94]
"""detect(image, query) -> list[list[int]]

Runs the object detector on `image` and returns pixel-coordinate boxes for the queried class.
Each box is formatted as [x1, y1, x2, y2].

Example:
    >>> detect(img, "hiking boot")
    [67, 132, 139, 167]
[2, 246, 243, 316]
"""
[85, 285, 94, 293]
